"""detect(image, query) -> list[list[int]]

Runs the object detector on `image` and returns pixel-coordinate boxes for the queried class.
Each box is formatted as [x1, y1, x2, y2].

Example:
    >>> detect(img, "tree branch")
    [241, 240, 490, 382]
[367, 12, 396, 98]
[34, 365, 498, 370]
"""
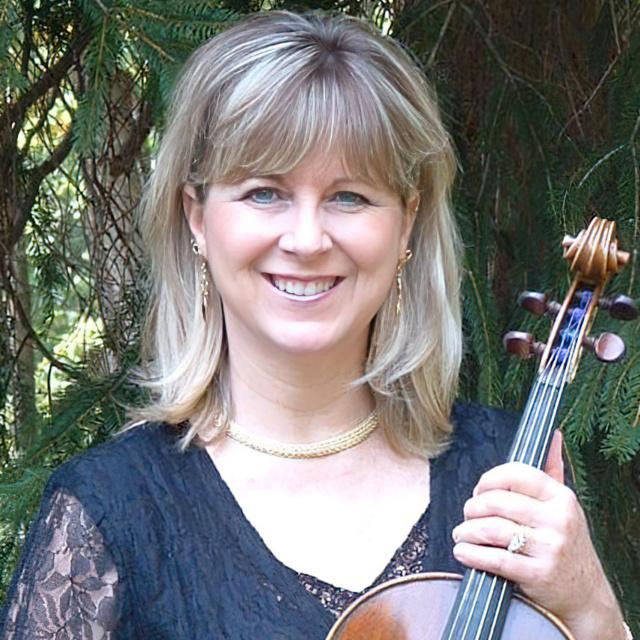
[21, 89, 61, 156]
[108, 100, 154, 178]
[9, 129, 74, 248]
[1, 29, 91, 135]
[0, 268, 78, 377]
[20, 0, 35, 78]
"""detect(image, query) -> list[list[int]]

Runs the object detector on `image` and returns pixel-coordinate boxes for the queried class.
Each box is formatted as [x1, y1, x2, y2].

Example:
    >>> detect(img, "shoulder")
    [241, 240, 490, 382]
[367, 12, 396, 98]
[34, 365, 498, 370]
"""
[46, 421, 187, 501]
[450, 400, 521, 447]
[438, 400, 521, 470]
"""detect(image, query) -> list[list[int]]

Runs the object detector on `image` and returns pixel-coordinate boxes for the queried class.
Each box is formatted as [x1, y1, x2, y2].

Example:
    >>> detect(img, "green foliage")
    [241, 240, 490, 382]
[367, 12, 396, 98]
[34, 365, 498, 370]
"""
[0, 0, 23, 91]
[74, 0, 238, 150]
[0, 466, 50, 589]
[461, 259, 504, 407]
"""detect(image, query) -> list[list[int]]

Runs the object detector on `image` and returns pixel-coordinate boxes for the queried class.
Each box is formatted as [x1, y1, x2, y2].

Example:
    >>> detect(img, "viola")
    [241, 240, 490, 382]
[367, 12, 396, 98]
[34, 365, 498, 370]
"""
[326, 217, 637, 640]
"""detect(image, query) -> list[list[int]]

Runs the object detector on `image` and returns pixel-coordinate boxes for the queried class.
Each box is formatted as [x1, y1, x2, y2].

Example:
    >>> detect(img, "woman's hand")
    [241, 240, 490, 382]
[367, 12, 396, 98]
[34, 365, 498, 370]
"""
[451, 430, 628, 640]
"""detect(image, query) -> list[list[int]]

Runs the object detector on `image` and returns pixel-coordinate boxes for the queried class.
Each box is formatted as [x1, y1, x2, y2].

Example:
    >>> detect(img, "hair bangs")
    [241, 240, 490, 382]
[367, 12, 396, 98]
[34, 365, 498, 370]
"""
[196, 60, 409, 195]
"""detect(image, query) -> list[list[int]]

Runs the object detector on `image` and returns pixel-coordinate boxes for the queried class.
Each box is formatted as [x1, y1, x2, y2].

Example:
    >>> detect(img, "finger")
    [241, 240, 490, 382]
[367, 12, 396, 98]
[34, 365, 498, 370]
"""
[543, 430, 565, 485]
[473, 461, 564, 501]
[464, 489, 547, 528]
[452, 517, 540, 557]
[452, 540, 538, 585]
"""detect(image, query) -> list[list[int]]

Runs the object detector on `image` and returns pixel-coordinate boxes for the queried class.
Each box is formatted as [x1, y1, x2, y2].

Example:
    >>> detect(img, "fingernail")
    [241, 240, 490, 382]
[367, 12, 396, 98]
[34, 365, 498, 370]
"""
[452, 527, 460, 542]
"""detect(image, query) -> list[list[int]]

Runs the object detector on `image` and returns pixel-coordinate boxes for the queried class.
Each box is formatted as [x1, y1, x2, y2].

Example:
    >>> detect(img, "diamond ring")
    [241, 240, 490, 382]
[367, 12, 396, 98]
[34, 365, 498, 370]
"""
[507, 525, 529, 554]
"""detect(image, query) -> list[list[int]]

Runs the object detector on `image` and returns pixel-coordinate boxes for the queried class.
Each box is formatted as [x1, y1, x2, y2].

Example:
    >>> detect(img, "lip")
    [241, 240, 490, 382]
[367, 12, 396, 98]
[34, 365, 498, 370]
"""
[262, 273, 343, 301]
[264, 273, 341, 282]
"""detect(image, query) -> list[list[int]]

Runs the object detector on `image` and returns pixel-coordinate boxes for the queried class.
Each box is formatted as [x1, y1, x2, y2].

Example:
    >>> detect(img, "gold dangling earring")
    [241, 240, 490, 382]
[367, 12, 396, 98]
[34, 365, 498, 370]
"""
[191, 238, 209, 319]
[396, 248, 413, 318]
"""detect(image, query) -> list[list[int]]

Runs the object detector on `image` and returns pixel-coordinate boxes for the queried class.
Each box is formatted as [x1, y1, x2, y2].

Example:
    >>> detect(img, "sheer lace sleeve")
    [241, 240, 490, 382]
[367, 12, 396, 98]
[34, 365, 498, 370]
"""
[2, 488, 122, 639]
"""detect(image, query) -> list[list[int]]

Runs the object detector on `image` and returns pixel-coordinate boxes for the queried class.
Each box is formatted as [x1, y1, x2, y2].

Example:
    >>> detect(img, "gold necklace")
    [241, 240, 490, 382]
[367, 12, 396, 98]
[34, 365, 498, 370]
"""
[225, 410, 379, 459]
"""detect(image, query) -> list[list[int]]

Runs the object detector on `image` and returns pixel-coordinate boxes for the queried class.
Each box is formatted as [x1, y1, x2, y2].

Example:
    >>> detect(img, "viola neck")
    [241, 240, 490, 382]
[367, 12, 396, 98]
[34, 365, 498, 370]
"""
[441, 374, 567, 639]
[507, 375, 565, 469]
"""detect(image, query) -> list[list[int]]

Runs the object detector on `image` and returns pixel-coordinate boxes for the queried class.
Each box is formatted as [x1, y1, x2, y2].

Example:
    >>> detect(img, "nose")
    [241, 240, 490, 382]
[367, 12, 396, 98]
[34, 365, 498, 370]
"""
[278, 201, 333, 257]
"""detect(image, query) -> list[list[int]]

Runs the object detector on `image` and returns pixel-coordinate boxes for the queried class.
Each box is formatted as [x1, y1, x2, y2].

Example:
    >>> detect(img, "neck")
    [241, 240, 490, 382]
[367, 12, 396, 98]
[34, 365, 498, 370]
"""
[224, 327, 374, 444]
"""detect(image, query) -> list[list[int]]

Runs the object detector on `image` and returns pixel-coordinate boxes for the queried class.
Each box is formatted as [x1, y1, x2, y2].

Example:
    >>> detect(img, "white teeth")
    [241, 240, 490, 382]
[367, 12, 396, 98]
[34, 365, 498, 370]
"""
[271, 277, 337, 296]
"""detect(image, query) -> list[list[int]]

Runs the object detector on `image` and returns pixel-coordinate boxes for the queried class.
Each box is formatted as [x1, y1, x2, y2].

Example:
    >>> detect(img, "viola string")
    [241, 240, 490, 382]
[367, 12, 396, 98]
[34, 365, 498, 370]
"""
[445, 369, 557, 640]
[509, 295, 582, 469]
[444, 568, 476, 639]
[470, 373, 558, 640]
[446, 299, 585, 640]
[478, 299, 589, 640]
[510, 362, 556, 463]
[472, 576, 500, 640]
[476, 377, 562, 639]
[471, 372, 560, 640]
[481, 311, 584, 638]
[459, 575, 486, 639]
[442, 374, 553, 639]
[480, 356, 565, 640]
[512, 343, 563, 464]
[451, 295, 590, 640]
[485, 580, 508, 640]
[538, 293, 593, 462]
[510, 297, 584, 465]
[509, 375, 547, 460]
[482, 359, 563, 640]
[525, 297, 588, 470]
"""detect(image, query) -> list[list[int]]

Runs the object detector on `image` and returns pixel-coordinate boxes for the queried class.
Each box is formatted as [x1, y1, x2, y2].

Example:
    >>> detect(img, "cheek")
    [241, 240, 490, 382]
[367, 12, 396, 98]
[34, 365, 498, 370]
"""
[204, 214, 272, 275]
[346, 221, 403, 282]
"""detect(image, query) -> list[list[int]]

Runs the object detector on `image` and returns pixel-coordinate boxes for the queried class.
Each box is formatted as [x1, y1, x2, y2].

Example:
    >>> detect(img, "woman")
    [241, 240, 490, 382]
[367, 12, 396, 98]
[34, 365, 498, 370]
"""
[0, 10, 631, 640]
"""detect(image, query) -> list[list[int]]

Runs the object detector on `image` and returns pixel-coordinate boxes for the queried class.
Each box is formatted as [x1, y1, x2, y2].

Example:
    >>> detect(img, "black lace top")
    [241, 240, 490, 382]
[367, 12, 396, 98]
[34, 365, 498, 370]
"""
[0, 402, 521, 639]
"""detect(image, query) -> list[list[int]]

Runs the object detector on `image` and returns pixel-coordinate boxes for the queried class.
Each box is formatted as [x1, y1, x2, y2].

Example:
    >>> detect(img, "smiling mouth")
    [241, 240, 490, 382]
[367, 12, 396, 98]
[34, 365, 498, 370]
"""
[265, 274, 341, 297]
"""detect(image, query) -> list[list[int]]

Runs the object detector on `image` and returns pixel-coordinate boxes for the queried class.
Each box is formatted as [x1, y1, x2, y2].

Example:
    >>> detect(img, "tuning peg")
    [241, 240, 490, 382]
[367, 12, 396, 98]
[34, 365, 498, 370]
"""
[598, 295, 639, 321]
[583, 332, 626, 363]
[518, 292, 562, 316]
[503, 331, 546, 359]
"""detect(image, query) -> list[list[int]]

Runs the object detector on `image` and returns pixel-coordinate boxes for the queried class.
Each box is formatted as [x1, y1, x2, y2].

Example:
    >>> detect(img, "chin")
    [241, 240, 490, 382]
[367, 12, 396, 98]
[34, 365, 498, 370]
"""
[264, 325, 347, 357]
[271, 337, 339, 357]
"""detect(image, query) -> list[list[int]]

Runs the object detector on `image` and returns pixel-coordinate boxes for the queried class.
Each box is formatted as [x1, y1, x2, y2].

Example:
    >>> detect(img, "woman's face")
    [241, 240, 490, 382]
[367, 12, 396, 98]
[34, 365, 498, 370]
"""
[183, 151, 415, 360]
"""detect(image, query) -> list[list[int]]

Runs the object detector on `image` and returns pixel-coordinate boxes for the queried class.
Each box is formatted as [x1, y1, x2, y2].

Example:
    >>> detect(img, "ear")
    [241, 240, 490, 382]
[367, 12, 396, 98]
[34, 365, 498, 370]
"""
[400, 192, 419, 251]
[182, 184, 207, 259]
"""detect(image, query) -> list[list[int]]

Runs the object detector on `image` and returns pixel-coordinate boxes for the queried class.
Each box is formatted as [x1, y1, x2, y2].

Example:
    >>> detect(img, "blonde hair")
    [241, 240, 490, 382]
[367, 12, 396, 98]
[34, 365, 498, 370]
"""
[124, 10, 462, 457]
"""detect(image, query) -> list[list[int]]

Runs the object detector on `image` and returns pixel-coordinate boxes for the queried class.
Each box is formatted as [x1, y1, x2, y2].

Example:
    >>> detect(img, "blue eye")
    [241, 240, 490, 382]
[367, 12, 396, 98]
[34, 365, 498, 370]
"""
[334, 191, 367, 206]
[247, 188, 278, 204]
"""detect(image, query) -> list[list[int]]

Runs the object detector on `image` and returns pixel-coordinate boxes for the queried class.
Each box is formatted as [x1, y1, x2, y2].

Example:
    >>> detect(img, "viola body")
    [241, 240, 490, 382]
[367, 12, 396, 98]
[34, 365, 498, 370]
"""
[326, 573, 574, 640]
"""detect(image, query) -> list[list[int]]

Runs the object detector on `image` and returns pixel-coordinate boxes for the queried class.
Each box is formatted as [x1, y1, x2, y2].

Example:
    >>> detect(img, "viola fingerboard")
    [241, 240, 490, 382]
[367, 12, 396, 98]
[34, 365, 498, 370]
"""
[440, 570, 513, 640]
[508, 380, 562, 469]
